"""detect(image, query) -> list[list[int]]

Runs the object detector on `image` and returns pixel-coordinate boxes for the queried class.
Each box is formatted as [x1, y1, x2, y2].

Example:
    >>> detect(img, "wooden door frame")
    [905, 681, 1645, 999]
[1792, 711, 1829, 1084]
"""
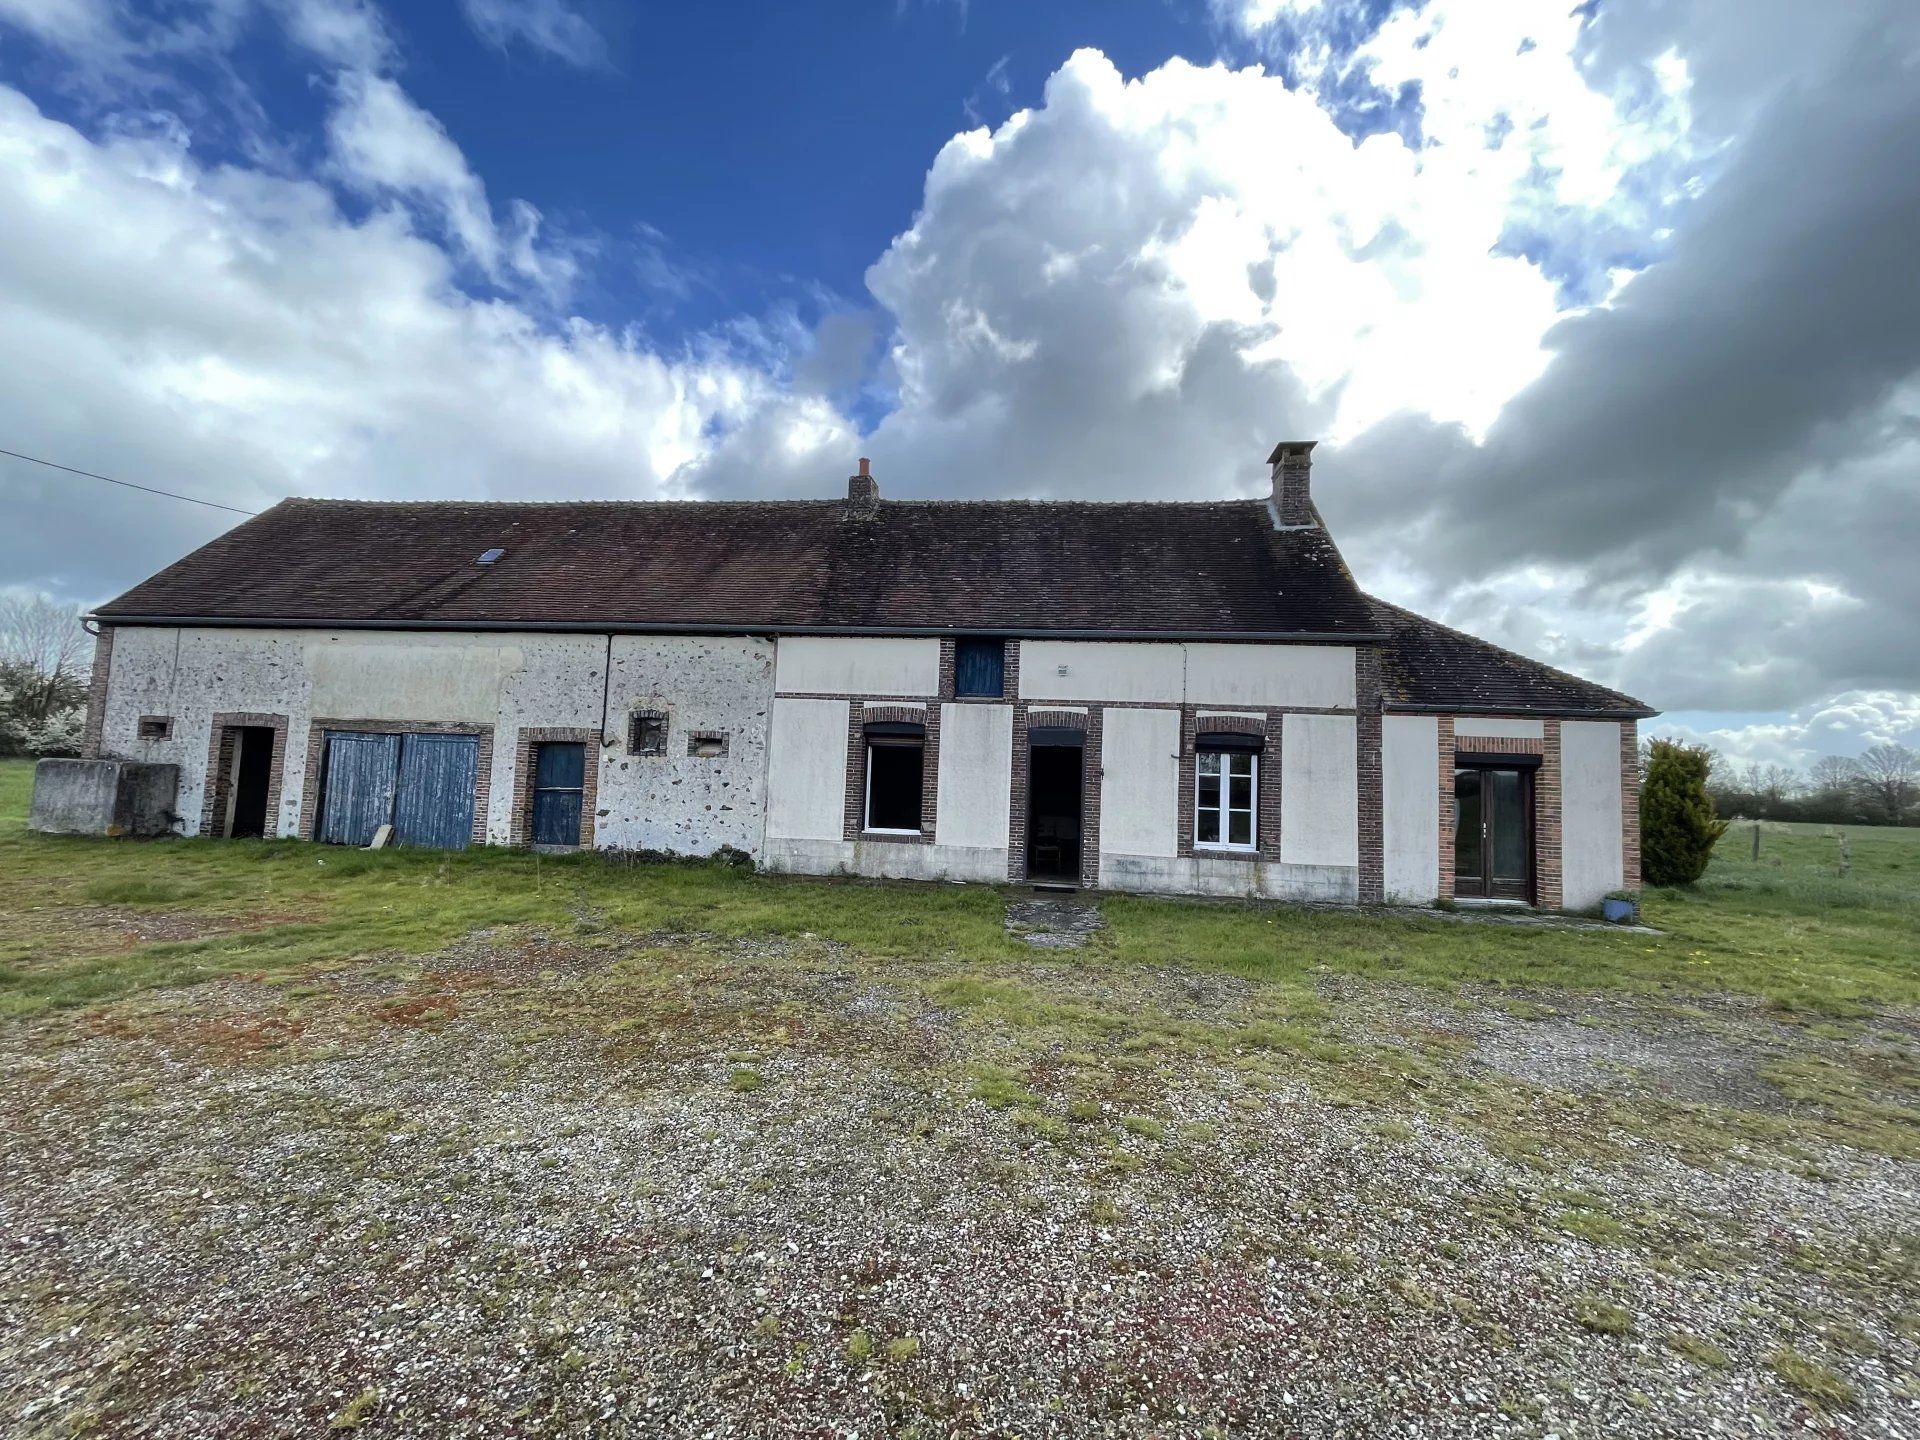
[1453, 762, 1537, 903]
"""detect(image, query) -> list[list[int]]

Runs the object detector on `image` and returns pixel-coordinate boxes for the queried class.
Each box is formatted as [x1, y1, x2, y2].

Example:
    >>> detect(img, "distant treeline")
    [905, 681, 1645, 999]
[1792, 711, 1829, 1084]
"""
[1677, 741, 1920, 828]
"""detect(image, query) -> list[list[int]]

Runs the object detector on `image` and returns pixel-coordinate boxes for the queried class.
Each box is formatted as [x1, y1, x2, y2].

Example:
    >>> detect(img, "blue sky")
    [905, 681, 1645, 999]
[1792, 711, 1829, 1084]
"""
[1, 1, 1213, 355]
[1, 0, 1917, 769]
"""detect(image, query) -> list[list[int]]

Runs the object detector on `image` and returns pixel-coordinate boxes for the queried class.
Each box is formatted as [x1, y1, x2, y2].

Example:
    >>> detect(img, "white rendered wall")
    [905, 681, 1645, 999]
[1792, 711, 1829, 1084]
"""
[774, 636, 939, 697]
[1382, 715, 1440, 902]
[1280, 713, 1358, 867]
[98, 625, 776, 853]
[935, 703, 1013, 851]
[1099, 707, 1181, 858]
[1019, 641, 1184, 703]
[1019, 640, 1354, 709]
[1097, 854, 1358, 903]
[1560, 720, 1625, 909]
[765, 698, 851, 841]
[1454, 716, 1546, 739]
[764, 836, 1008, 884]
[308, 633, 536, 723]
[1184, 644, 1355, 709]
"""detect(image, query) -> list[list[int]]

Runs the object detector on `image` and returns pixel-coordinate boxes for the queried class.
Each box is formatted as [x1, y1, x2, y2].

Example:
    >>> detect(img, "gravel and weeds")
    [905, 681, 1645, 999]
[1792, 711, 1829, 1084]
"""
[0, 764, 1916, 1436]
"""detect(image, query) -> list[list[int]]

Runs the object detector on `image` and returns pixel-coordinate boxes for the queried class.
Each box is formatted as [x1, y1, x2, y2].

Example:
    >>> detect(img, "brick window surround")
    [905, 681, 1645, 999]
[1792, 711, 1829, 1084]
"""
[628, 708, 669, 756]
[1177, 710, 1279, 864]
[200, 712, 290, 838]
[844, 703, 938, 844]
[298, 719, 494, 845]
[511, 727, 601, 848]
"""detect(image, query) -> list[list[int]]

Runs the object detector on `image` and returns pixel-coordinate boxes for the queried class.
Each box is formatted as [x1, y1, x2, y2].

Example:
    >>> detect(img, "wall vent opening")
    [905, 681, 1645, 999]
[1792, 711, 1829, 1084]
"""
[630, 712, 668, 755]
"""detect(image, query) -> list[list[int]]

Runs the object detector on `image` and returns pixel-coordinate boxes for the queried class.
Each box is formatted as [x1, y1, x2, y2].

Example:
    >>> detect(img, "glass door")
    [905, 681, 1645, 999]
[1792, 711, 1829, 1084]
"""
[1453, 766, 1534, 901]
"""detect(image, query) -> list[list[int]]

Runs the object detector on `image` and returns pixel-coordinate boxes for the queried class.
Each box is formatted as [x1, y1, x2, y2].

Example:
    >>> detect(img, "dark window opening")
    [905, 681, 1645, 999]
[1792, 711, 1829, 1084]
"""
[532, 742, 586, 847]
[687, 731, 728, 758]
[224, 726, 275, 839]
[954, 638, 1006, 698]
[138, 716, 173, 740]
[865, 739, 924, 832]
[630, 712, 667, 755]
[1027, 742, 1083, 881]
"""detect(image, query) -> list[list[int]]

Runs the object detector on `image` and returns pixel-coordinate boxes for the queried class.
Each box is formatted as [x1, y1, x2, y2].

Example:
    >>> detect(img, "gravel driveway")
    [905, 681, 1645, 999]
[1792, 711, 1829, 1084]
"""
[1, 926, 1914, 1437]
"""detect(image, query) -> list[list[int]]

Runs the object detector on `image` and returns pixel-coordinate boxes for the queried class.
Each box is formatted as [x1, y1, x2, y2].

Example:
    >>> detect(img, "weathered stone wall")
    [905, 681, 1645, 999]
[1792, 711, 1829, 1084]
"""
[93, 626, 774, 856]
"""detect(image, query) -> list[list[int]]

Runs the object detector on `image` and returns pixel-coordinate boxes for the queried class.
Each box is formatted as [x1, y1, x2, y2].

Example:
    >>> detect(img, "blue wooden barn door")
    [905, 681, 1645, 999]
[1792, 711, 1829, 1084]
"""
[531, 742, 585, 846]
[391, 734, 479, 849]
[317, 731, 401, 846]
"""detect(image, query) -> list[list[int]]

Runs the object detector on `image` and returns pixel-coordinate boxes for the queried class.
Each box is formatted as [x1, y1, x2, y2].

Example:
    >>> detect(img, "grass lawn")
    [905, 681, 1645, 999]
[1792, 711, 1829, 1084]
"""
[2, 760, 1915, 1020]
[0, 758, 1915, 1437]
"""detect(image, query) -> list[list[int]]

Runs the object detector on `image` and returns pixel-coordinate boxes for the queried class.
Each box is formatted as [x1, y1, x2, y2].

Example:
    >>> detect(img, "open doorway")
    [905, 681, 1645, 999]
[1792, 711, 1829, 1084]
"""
[1026, 736, 1083, 883]
[223, 726, 276, 838]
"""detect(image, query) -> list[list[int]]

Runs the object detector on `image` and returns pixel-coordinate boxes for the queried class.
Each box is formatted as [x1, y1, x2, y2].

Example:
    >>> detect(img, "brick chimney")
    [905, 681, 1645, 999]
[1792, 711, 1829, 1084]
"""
[1267, 441, 1318, 526]
[847, 456, 879, 511]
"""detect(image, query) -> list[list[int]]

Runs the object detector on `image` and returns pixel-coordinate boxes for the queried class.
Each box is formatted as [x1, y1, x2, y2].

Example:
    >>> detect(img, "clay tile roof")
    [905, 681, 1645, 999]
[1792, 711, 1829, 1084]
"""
[1368, 596, 1655, 718]
[94, 497, 1385, 639]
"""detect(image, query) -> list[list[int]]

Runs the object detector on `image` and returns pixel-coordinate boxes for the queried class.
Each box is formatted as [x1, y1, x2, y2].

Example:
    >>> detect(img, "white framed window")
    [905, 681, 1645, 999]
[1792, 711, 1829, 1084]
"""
[864, 737, 924, 833]
[1196, 749, 1257, 849]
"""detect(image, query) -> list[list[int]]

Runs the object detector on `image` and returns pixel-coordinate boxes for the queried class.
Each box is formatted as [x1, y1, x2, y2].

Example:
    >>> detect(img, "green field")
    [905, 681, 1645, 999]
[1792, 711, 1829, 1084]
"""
[2, 759, 1915, 1019]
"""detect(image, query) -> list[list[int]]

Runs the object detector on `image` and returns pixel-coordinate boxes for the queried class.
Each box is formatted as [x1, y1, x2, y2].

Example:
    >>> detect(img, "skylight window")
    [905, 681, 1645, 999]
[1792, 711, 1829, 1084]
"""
[476, 547, 506, 566]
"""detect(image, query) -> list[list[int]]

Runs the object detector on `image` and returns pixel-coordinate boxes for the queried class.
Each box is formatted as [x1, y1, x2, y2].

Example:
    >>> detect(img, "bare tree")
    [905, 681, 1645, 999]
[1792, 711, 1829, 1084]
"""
[0, 593, 88, 676]
[1748, 763, 1801, 803]
[1692, 745, 1734, 798]
[0, 594, 91, 733]
[1854, 743, 1919, 825]
[1808, 755, 1859, 796]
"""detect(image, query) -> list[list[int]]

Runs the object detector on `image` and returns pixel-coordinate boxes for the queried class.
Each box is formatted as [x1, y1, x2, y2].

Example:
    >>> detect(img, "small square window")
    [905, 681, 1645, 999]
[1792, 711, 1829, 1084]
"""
[954, 638, 1005, 698]
[687, 732, 728, 758]
[138, 716, 172, 740]
[630, 713, 667, 755]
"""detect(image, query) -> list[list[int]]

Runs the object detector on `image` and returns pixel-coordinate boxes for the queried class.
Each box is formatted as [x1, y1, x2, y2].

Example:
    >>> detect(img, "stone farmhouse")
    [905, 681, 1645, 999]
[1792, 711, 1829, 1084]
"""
[74, 445, 1653, 909]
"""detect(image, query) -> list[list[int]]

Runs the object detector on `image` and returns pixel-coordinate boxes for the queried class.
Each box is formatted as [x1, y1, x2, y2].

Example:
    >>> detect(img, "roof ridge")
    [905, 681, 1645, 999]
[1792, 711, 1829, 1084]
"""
[275, 495, 1268, 510]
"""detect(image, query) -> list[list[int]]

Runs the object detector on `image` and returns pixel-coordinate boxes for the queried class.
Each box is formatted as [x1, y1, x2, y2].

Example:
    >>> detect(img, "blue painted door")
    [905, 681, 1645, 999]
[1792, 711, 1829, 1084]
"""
[317, 731, 401, 846]
[531, 742, 585, 846]
[392, 734, 479, 849]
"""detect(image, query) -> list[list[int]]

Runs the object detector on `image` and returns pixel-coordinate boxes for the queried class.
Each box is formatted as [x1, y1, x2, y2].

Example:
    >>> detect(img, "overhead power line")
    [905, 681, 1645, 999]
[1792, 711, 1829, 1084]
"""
[0, 446, 259, 517]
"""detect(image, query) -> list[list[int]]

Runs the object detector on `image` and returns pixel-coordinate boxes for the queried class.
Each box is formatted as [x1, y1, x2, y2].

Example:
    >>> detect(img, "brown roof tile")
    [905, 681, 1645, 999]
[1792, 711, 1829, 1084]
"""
[92, 497, 1653, 715]
[95, 497, 1385, 638]
[1369, 597, 1655, 718]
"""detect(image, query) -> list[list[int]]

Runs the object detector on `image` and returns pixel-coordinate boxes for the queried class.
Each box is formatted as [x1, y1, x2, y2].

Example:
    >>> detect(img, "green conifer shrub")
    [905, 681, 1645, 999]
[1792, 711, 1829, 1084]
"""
[1641, 739, 1728, 886]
